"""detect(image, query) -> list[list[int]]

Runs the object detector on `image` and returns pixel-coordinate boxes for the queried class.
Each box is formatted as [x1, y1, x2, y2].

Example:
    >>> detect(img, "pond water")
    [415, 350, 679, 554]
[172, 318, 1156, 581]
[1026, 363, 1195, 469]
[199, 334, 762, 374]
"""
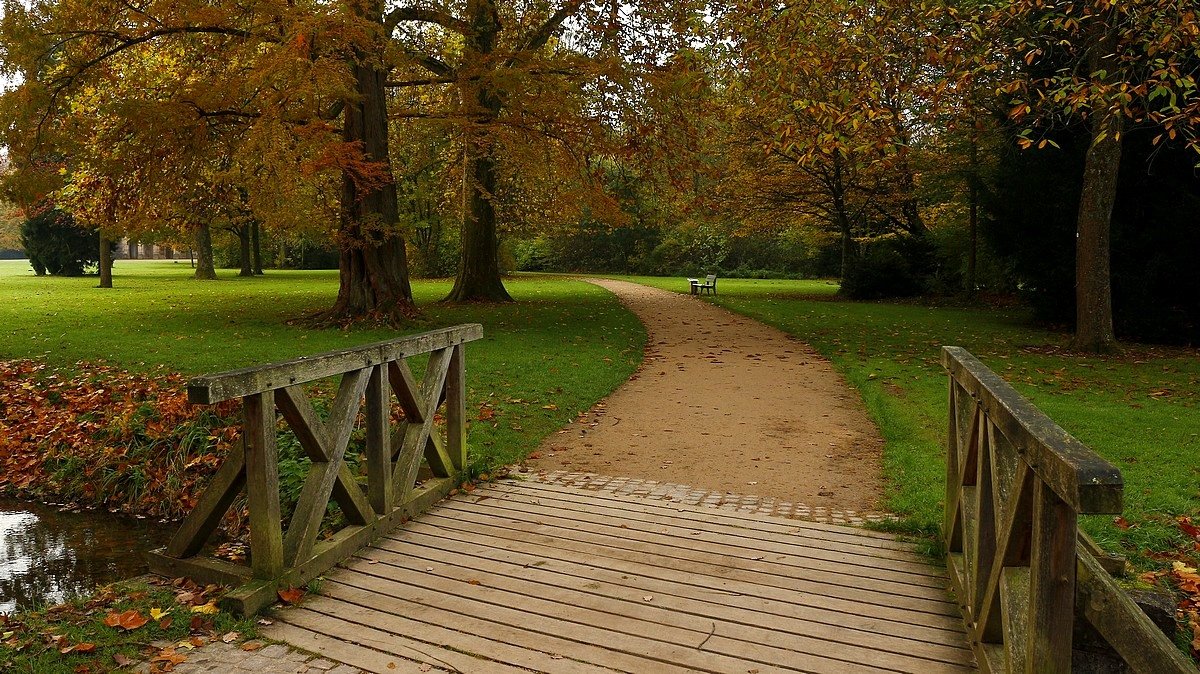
[0, 500, 171, 614]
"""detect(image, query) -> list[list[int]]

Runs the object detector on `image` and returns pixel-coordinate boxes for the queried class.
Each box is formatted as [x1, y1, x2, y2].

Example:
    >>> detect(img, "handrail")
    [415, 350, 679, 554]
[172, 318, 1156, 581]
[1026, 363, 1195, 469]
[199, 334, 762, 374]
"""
[942, 346, 1192, 673]
[148, 324, 483, 615]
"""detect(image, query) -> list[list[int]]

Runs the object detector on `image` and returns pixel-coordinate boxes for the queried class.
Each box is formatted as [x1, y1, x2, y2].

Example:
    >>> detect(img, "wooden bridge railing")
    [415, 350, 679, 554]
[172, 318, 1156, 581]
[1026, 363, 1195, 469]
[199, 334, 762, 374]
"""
[943, 347, 1193, 673]
[148, 324, 483, 615]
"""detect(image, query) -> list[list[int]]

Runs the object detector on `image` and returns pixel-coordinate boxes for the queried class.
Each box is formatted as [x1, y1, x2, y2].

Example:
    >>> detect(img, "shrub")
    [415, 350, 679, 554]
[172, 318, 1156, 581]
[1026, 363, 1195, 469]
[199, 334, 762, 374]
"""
[19, 209, 100, 276]
[840, 236, 935, 300]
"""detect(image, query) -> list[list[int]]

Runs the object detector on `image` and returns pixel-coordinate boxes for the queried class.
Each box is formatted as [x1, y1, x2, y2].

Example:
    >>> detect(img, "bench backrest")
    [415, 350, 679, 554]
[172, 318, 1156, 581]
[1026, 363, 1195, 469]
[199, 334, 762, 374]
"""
[705, 274, 716, 284]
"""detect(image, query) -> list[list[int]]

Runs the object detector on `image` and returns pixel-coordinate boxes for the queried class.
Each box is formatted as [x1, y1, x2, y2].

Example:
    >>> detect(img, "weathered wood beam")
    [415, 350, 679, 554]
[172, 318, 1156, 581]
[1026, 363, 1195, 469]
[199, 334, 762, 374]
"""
[188, 324, 483, 404]
[1076, 549, 1195, 673]
[165, 442, 246, 558]
[244, 391, 284, 580]
[942, 347, 1122, 514]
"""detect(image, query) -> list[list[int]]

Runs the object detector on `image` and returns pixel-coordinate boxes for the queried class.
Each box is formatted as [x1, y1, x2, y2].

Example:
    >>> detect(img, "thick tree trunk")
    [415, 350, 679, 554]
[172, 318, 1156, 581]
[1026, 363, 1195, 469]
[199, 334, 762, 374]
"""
[235, 225, 253, 277]
[446, 0, 513, 303]
[1073, 107, 1121, 352]
[448, 139, 513, 301]
[324, 9, 415, 324]
[98, 235, 113, 288]
[251, 220, 263, 275]
[194, 222, 217, 280]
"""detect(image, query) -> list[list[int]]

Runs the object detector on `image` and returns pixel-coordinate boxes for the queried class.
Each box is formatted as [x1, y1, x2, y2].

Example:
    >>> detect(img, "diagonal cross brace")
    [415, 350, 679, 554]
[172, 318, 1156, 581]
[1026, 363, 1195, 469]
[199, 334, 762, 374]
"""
[392, 348, 453, 501]
[275, 371, 374, 566]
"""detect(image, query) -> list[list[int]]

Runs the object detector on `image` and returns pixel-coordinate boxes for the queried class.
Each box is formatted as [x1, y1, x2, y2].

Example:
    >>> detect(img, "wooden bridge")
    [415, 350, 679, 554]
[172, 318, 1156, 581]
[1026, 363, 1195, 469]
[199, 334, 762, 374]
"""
[147, 326, 1195, 673]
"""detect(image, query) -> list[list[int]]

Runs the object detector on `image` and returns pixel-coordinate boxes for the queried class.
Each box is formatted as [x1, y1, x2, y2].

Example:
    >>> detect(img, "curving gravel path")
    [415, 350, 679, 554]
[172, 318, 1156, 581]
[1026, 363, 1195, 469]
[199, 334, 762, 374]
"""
[527, 279, 887, 515]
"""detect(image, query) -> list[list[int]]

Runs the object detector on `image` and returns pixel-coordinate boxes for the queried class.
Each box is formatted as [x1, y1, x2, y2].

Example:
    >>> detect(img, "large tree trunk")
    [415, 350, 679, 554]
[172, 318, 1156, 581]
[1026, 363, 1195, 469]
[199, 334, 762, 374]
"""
[446, 0, 513, 303]
[324, 9, 415, 324]
[194, 222, 217, 280]
[1073, 107, 1121, 352]
[237, 225, 253, 277]
[448, 136, 513, 301]
[251, 220, 264, 275]
[98, 234, 113, 288]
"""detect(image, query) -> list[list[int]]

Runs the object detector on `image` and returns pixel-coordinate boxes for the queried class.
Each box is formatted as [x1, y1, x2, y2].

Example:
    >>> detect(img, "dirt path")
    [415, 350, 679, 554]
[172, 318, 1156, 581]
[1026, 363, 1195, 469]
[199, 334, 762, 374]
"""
[527, 279, 887, 514]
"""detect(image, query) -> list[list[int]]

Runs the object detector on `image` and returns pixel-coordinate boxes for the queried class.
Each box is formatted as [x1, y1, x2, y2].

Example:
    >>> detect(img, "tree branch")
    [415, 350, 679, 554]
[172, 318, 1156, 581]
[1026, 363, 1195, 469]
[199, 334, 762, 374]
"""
[383, 6, 472, 37]
[520, 0, 585, 53]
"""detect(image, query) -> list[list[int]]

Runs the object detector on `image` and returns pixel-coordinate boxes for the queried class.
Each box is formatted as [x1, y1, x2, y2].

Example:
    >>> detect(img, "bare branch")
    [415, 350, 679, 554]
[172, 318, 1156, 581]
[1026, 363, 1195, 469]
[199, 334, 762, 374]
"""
[383, 6, 472, 37]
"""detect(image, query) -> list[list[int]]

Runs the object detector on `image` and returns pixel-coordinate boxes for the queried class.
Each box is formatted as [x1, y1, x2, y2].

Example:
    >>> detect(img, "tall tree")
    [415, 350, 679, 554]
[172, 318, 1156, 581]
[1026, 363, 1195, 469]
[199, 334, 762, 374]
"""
[967, 0, 1200, 351]
[386, 0, 700, 301]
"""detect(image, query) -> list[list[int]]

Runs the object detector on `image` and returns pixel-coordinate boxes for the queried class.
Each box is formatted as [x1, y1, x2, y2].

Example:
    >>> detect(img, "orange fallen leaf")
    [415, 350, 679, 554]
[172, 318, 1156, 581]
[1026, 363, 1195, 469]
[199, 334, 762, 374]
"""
[104, 610, 149, 631]
[241, 640, 265, 651]
[277, 587, 305, 604]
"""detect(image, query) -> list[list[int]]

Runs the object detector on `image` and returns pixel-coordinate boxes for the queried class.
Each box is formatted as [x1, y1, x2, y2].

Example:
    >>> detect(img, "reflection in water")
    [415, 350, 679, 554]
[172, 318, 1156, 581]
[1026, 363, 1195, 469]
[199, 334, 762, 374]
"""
[0, 500, 170, 613]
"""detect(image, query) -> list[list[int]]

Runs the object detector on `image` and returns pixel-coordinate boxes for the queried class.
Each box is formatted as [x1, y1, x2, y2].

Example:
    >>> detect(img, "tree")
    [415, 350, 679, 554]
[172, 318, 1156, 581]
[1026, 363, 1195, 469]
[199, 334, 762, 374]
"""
[1, 1, 415, 321]
[386, 0, 701, 301]
[719, 0, 946, 280]
[970, 0, 1200, 351]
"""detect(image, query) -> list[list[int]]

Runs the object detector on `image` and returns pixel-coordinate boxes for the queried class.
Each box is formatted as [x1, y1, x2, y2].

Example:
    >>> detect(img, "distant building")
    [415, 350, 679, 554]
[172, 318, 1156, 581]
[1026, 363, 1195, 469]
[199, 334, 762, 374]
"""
[115, 238, 177, 260]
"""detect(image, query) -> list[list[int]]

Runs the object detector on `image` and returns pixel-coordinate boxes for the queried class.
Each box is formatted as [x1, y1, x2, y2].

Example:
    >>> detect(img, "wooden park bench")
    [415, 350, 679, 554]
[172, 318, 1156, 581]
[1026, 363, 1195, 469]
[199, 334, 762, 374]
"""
[689, 274, 717, 295]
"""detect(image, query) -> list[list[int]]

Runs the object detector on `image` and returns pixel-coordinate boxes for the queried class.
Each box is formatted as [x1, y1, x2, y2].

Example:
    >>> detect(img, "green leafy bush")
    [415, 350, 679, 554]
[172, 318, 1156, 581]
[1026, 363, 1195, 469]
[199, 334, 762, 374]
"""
[19, 209, 99, 276]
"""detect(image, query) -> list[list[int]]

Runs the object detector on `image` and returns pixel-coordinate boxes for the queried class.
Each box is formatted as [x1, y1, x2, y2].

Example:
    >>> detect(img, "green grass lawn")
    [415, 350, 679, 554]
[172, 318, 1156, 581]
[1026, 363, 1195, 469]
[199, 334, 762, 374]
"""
[617, 274, 1200, 567]
[0, 260, 645, 472]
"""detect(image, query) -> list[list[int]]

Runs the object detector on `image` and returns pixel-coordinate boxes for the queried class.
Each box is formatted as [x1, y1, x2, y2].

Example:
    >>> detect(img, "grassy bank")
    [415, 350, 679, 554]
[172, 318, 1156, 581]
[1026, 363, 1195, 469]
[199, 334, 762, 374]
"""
[0, 260, 645, 484]
[617, 275, 1200, 568]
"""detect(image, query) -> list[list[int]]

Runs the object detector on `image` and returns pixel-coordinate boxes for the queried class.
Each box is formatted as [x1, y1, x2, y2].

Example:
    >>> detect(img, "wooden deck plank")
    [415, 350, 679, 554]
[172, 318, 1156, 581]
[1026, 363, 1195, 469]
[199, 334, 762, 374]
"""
[268, 481, 975, 673]
[496, 479, 919, 550]
[355, 530, 970, 647]
[373, 526, 966, 634]
[313, 582, 801, 674]
[266, 608, 531, 673]
[399, 507, 959, 609]
[339, 549, 974, 670]
[444, 488, 945, 581]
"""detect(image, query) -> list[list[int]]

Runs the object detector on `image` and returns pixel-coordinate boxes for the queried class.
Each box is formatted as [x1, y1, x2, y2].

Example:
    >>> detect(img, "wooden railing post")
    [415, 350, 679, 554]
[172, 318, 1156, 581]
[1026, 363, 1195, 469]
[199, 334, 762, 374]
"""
[366, 363, 393, 515]
[1027, 480, 1076, 673]
[243, 390, 283, 580]
[447, 343, 467, 472]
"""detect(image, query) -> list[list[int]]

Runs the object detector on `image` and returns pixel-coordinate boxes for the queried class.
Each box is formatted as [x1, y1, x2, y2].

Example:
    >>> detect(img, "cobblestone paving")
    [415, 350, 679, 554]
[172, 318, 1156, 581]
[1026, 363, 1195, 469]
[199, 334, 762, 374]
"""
[525, 469, 897, 525]
[135, 641, 365, 674]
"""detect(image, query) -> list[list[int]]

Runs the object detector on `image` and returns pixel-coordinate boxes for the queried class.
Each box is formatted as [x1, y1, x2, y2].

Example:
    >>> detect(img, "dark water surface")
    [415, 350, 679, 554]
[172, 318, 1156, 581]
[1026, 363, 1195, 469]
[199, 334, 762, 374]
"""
[0, 500, 171, 613]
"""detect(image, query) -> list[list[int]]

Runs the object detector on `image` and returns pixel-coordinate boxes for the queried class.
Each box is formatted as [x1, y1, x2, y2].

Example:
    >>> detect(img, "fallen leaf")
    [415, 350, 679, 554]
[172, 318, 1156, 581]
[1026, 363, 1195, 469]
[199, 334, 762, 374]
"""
[191, 602, 220, 615]
[222, 632, 239, 644]
[418, 664, 432, 672]
[104, 610, 149, 631]
[1113, 516, 1131, 530]
[467, 579, 482, 585]
[643, 595, 653, 602]
[277, 587, 305, 605]
[113, 654, 133, 666]
[151, 648, 187, 666]
[150, 607, 168, 620]
[241, 640, 265, 651]
[158, 617, 173, 630]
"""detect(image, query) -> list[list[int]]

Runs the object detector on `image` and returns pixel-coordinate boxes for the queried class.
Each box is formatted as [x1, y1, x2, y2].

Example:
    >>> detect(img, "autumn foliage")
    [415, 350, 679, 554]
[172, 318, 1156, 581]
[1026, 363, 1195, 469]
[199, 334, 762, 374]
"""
[0, 360, 239, 521]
